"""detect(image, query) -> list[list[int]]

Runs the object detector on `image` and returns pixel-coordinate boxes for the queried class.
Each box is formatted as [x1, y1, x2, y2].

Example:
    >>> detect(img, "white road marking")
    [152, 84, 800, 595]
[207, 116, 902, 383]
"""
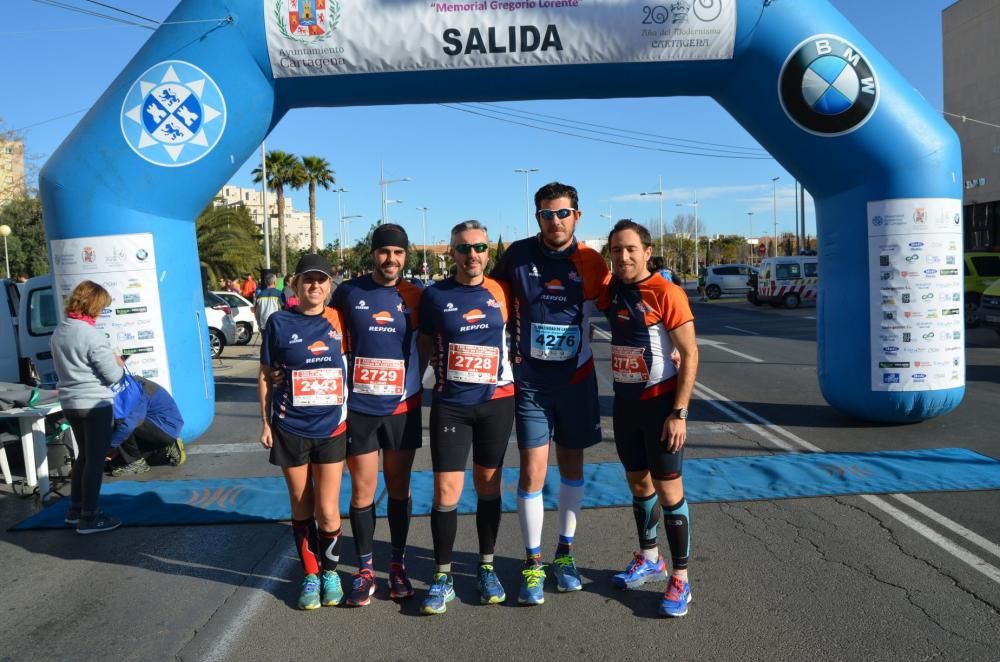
[186, 443, 263, 455]
[724, 325, 760, 336]
[890, 493, 1000, 561]
[804, 315, 816, 319]
[594, 325, 764, 364]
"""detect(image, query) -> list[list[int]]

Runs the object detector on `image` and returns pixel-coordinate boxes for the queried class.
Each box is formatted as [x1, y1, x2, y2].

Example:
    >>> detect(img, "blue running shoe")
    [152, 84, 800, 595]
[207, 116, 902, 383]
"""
[552, 554, 582, 592]
[321, 570, 343, 606]
[517, 564, 546, 605]
[612, 552, 667, 589]
[346, 568, 376, 607]
[421, 573, 455, 615]
[298, 574, 321, 610]
[477, 564, 506, 605]
[658, 575, 692, 617]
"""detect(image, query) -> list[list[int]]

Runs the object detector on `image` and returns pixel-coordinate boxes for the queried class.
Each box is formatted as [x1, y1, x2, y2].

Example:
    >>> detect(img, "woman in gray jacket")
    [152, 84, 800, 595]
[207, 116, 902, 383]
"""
[51, 280, 124, 534]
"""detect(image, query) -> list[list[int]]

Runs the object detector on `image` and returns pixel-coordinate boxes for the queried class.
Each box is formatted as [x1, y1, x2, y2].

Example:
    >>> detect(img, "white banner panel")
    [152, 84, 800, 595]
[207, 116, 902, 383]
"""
[264, 0, 736, 78]
[50, 233, 172, 393]
[867, 199, 964, 392]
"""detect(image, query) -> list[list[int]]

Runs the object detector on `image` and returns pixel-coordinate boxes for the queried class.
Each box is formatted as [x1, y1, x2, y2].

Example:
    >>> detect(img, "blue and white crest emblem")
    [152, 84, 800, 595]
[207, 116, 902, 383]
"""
[120, 60, 226, 167]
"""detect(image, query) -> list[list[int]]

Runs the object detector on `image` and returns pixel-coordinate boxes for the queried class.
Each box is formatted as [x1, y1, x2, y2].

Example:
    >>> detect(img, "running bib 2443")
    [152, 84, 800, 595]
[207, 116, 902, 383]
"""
[292, 368, 345, 406]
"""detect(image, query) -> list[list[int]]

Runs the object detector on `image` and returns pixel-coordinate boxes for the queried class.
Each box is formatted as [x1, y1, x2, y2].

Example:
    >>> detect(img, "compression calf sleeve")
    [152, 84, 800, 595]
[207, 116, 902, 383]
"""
[476, 494, 502, 562]
[662, 497, 690, 571]
[291, 517, 320, 576]
[431, 503, 458, 573]
[633, 493, 661, 562]
[318, 527, 342, 572]
[518, 488, 544, 563]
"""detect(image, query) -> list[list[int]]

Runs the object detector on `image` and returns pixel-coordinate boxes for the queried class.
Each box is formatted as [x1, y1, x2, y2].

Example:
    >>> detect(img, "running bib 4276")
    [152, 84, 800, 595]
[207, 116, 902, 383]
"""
[530, 323, 580, 361]
[611, 345, 650, 383]
[292, 368, 345, 406]
[447, 343, 499, 384]
[352, 357, 405, 395]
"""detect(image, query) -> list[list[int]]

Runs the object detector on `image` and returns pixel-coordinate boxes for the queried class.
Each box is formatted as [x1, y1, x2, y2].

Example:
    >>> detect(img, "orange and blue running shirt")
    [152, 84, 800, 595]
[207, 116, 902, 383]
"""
[331, 275, 423, 416]
[603, 272, 694, 400]
[418, 276, 514, 406]
[261, 307, 348, 438]
[491, 236, 610, 386]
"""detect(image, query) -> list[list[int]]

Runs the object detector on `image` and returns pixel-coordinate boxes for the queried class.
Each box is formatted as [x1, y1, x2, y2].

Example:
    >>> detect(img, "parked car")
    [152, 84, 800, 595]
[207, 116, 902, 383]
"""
[963, 251, 1000, 328]
[753, 255, 819, 309]
[703, 263, 755, 299]
[204, 291, 237, 359]
[976, 277, 1000, 335]
[212, 290, 257, 345]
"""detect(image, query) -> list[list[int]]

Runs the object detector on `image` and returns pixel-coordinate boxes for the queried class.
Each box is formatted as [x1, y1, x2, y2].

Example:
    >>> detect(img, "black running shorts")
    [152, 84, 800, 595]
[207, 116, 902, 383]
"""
[429, 397, 515, 472]
[346, 408, 422, 456]
[269, 421, 347, 468]
[612, 394, 684, 481]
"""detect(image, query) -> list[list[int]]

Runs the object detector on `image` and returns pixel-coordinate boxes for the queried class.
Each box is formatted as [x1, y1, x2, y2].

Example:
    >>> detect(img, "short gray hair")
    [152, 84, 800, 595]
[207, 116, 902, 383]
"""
[265, 272, 277, 286]
[450, 220, 488, 245]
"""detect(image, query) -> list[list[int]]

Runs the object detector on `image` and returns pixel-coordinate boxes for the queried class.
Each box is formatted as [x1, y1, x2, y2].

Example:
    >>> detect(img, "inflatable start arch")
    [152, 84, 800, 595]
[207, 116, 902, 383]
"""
[40, 0, 964, 438]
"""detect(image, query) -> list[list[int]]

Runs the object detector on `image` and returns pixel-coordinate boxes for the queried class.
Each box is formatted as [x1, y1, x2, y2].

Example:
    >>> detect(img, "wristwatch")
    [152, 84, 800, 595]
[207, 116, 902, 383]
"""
[672, 408, 689, 420]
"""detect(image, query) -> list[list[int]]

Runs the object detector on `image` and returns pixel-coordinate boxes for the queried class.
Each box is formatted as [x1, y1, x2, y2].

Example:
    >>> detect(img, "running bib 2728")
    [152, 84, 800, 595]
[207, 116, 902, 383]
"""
[447, 343, 499, 384]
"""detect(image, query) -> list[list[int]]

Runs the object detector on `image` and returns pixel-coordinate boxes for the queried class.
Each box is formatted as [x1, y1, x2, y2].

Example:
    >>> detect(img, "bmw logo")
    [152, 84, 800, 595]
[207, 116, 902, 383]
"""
[779, 35, 879, 137]
[121, 60, 226, 167]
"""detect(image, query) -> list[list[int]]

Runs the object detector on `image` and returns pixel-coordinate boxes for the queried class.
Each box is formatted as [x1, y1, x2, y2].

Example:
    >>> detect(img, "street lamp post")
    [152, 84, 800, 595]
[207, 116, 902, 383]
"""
[379, 161, 411, 225]
[342, 214, 362, 262]
[334, 187, 349, 263]
[0, 224, 11, 279]
[771, 176, 780, 257]
[514, 168, 539, 238]
[747, 211, 755, 265]
[640, 176, 665, 260]
[260, 142, 270, 269]
[416, 206, 429, 279]
[677, 200, 699, 277]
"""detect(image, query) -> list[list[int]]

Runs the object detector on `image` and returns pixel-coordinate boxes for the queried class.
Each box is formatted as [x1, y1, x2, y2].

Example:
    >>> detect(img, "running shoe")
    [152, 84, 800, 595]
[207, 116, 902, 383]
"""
[420, 573, 455, 615]
[346, 568, 376, 606]
[76, 512, 121, 535]
[552, 554, 582, 592]
[612, 552, 667, 589]
[64, 507, 81, 526]
[517, 564, 546, 605]
[111, 457, 150, 477]
[321, 570, 343, 606]
[298, 574, 321, 610]
[388, 562, 414, 599]
[166, 438, 186, 466]
[477, 564, 506, 605]
[658, 575, 692, 618]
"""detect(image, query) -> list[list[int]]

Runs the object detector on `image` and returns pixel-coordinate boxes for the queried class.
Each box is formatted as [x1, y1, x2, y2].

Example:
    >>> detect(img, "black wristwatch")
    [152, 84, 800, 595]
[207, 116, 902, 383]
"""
[672, 408, 689, 420]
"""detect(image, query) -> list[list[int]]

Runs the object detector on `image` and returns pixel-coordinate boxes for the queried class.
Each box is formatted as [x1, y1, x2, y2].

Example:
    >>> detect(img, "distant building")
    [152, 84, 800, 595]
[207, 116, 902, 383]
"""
[214, 185, 323, 249]
[943, 0, 1000, 249]
[0, 138, 25, 206]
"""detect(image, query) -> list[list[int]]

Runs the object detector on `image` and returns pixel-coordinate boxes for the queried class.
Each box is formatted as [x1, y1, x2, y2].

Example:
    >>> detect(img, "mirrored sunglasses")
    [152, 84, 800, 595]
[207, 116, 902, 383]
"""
[536, 208, 577, 221]
[453, 242, 490, 254]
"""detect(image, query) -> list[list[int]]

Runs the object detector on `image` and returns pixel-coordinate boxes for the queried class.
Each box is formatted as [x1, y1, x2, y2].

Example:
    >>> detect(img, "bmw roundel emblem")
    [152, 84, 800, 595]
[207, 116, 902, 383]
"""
[779, 35, 879, 137]
[120, 60, 226, 167]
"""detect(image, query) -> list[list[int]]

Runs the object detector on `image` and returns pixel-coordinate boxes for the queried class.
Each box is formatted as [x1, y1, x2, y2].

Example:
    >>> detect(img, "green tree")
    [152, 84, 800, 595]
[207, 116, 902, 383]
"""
[196, 203, 263, 286]
[0, 195, 49, 278]
[300, 155, 336, 252]
[252, 150, 304, 274]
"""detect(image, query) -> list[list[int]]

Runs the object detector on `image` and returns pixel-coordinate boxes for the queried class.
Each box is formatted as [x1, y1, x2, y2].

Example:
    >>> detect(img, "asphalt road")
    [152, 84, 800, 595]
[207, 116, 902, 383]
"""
[2, 289, 999, 662]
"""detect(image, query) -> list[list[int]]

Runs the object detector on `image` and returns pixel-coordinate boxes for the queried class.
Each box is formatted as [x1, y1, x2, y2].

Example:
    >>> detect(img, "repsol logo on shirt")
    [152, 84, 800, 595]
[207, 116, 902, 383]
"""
[442, 24, 563, 56]
[367, 326, 397, 333]
[305, 356, 333, 364]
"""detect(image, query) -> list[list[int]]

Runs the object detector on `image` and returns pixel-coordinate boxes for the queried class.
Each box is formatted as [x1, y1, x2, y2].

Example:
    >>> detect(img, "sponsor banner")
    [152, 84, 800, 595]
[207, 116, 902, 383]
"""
[264, 0, 735, 78]
[867, 199, 964, 392]
[50, 233, 172, 392]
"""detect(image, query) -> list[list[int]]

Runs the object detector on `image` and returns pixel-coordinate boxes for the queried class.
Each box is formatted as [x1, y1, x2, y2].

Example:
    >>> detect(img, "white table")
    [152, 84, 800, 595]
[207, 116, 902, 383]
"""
[0, 402, 76, 500]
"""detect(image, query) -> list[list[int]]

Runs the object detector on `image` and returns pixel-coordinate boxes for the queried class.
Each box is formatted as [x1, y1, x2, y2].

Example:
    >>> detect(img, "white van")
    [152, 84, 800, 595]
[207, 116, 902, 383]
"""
[0, 276, 60, 387]
[754, 255, 819, 309]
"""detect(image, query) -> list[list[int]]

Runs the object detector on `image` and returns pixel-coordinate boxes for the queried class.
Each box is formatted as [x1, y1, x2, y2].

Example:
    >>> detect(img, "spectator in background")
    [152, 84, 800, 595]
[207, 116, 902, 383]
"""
[226, 278, 241, 294]
[255, 272, 285, 332]
[242, 272, 258, 302]
[16, 273, 29, 283]
[50, 280, 125, 534]
[651, 256, 673, 284]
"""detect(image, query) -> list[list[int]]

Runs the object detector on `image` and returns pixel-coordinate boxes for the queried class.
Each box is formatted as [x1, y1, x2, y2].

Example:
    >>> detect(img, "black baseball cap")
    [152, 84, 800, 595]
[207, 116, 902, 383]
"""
[294, 254, 332, 277]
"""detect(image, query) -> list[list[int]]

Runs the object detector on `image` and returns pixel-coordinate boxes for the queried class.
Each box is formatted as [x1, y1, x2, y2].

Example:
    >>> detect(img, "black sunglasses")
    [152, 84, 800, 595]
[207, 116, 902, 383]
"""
[536, 208, 577, 221]
[453, 242, 490, 254]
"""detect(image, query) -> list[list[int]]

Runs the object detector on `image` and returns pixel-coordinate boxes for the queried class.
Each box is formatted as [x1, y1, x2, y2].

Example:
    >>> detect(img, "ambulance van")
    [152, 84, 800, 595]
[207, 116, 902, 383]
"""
[753, 255, 819, 309]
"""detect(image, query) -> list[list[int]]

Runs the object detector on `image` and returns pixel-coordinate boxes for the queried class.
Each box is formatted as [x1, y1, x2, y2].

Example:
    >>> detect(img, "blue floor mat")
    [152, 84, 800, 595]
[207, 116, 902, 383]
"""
[12, 448, 1000, 530]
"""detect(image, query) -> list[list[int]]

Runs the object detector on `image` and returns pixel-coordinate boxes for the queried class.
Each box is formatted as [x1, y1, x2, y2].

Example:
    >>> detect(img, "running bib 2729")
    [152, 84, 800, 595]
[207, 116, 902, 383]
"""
[352, 357, 405, 395]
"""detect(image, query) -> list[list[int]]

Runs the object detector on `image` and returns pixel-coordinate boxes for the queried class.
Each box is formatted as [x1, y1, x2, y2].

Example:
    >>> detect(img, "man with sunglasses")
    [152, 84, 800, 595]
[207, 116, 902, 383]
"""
[491, 181, 611, 605]
[417, 220, 515, 613]
[329, 223, 426, 606]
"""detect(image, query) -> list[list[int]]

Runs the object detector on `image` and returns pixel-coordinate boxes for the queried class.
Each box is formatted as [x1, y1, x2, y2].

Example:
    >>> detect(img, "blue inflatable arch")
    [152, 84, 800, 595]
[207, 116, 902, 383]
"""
[40, 0, 964, 438]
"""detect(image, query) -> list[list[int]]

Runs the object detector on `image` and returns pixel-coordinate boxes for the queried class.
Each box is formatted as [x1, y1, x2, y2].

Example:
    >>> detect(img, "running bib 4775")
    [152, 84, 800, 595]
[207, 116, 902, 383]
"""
[292, 368, 345, 406]
[611, 345, 650, 383]
[352, 357, 405, 395]
[447, 343, 499, 384]
[530, 323, 580, 361]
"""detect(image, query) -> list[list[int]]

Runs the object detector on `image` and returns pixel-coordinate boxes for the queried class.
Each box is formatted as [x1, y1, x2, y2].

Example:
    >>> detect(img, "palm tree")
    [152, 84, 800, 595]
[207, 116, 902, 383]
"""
[300, 155, 336, 252]
[252, 150, 304, 274]
[196, 203, 262, 285]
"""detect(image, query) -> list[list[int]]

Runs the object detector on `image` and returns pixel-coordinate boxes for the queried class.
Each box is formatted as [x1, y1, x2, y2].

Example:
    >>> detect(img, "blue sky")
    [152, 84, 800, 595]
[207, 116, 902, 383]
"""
[1, 0, 954, 247]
